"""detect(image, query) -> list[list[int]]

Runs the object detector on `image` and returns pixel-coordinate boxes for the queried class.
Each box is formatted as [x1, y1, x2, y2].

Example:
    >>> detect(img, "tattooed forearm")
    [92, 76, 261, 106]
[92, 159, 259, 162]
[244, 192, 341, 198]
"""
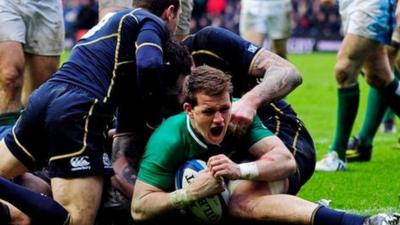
[122, 165, 136, 184]
[247, 49, 302, 104]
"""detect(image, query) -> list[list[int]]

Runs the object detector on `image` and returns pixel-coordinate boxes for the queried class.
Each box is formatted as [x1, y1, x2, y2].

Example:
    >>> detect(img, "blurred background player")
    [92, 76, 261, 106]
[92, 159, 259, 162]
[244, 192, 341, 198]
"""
[239, 0, 292, 59]
[0, 0, 64, 137]
[345, 30, 400, 162]
[316, 0, 400, 172]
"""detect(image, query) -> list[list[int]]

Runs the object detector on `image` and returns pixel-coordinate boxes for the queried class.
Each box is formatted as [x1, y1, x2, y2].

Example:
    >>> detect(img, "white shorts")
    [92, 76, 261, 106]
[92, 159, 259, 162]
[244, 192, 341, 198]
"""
[0, 0, 64, 55]
[176, 0, 194, 36]
[240, 0, 292, 40]
[339, 0, 395, 44]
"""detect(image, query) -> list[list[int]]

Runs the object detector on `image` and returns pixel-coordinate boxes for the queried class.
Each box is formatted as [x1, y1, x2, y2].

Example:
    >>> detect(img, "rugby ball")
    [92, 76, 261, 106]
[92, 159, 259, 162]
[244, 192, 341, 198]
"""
[175, 159, 230, 224]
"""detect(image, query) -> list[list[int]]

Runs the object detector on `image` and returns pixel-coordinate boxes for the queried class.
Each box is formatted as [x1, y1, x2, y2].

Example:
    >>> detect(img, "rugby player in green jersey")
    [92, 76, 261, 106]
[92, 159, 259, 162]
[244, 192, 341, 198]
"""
[131, 65, 400, 225]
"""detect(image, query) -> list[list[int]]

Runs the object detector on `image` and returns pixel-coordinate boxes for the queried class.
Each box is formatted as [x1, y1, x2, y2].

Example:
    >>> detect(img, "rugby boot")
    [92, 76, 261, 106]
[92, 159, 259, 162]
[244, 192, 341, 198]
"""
[346, 136, 372, 162]
[363, 213, 400, 225]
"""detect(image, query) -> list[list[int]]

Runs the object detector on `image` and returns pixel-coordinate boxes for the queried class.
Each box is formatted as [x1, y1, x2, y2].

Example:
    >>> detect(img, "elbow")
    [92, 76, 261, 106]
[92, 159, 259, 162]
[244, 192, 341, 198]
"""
[277, 146, 297, 176]
[137, 56, 163, 72]
[286, 153, 297, 176]
[288, 64, 302, 88]
[131, 203, 147, 222]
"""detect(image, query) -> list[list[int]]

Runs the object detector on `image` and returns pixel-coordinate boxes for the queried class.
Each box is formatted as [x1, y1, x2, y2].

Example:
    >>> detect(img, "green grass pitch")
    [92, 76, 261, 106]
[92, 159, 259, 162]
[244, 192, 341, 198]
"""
[61, 50, 400, 215]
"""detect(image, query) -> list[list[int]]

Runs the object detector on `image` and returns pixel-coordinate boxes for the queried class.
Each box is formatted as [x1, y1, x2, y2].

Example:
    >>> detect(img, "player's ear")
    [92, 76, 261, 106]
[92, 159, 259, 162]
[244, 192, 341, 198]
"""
[183, 102, 194, 118]
[161, 4, 177, 22]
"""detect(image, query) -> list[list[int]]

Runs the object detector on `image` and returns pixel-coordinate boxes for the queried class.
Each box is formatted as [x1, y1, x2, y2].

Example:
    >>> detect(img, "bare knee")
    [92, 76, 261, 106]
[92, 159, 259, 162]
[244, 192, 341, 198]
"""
[0, 64, 23, 92]
[334, 59, 358, 87]
[364, 62, 393, 88]
[365, 73, 388, 88]
[51, 176, 103, 225]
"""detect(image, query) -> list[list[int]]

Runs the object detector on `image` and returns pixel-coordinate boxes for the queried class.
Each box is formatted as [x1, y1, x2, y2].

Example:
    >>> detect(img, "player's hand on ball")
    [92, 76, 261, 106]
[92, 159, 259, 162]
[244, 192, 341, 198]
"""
[207, 154, 241, 180]
[188, 170, 225, 200]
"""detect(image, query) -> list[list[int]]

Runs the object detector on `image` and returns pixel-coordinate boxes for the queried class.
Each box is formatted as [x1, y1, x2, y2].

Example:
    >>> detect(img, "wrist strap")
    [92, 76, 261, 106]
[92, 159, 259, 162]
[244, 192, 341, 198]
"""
[170, 188, 192, 209]
[239, 162, 259, 180]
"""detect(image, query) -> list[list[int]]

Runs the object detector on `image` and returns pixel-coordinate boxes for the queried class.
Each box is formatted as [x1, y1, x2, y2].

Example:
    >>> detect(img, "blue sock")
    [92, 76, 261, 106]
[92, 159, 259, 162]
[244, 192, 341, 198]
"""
[314, 206, 367, 225]
[0, 177, 70, 225]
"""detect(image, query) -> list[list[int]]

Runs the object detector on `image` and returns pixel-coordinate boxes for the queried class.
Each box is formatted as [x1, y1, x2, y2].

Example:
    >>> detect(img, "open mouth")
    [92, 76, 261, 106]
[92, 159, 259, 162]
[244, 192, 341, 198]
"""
[210, 126, 223, 136]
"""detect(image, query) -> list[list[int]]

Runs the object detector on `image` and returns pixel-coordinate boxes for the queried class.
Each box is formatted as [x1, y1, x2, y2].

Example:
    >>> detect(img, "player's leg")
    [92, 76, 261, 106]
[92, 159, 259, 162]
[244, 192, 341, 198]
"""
[0, 81, 52, 179]
[240, 28, 265, 47]
[0, 41, 24, 130]
[52, 176, 104, 225]
[21, 0, 64, 107]
[375, 65, 400, 117]
[174, 0, 194, 41]
[239, 0, 266, 46]
[347, 34, 400, 161]
[21, 54, 60, 107]
[316, 34, 374, 171]
[14, 172, 52, 196]
[229, 180, 399, 225]
[0, 199, 31, 225]
[346, 86, 383, 161]
[380, 44, 399, 133]
[0, 176, 70, 225]
[271, 39, 288, 59]
[0, 1, 26, 125]
[267, 0, 292, 59]
[0, 139, 29, 179]
[45, 84, 113, 225]
[228, 180, 316, 223]
[381, 109, 396, 133]
[362, 43, 400, 117]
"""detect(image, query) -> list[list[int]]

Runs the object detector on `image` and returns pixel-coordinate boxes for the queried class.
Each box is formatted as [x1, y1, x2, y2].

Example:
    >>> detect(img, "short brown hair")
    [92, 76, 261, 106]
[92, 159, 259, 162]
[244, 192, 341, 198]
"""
[134, 0, 180, 17]
[183, 65, 233, 106]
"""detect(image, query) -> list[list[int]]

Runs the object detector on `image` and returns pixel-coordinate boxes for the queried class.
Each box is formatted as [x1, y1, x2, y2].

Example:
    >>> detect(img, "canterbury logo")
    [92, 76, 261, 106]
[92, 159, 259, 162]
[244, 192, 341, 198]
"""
[247, 44, 258, 53]
[70, 156, 91, 171]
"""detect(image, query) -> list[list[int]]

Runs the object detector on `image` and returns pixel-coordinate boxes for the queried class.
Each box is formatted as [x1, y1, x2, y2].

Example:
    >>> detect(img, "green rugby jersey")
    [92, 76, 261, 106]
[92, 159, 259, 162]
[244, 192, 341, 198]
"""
[138, 112, 273, 191]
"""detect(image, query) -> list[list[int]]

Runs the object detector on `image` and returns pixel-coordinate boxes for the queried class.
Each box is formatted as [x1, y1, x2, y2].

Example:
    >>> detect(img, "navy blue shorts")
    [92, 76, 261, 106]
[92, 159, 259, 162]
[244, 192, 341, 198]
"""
[4, 81, 114, 178]
[258, 100, 316, 195]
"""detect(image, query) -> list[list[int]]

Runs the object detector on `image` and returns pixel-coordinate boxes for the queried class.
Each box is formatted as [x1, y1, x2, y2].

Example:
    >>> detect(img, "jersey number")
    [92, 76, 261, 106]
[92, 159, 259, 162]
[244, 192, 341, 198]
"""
[81, 12, 116, 39]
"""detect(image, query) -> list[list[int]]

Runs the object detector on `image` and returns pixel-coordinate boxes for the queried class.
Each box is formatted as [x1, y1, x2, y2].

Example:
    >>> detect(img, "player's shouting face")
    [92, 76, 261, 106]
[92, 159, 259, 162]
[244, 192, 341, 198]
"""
[184, 91, 232, 145]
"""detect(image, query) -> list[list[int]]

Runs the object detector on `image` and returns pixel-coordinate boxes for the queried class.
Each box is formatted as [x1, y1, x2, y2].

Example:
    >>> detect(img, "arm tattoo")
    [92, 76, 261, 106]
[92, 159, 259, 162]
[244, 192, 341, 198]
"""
[247, 49, 302, 103]
[122, 165, 136, 184]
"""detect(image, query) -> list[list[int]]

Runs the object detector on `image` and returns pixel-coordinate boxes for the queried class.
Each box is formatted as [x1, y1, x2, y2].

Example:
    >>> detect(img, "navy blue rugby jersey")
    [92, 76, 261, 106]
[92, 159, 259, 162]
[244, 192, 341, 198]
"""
[183, 26, 262, 96]
[50, 8, 169, 107]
